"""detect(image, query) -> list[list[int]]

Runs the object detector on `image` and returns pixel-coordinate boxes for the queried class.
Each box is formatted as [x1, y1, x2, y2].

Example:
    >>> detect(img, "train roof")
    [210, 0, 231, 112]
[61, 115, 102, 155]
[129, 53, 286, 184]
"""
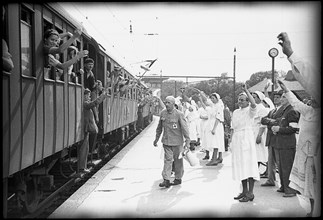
[46, 3, 91, 39]
[48, 3, 137, 80]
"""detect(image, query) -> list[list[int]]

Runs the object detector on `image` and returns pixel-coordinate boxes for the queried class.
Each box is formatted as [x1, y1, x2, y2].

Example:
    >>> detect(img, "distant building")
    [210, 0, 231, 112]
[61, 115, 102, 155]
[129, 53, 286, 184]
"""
[140, 73, 169, 90]
[140, 73, 169, 115]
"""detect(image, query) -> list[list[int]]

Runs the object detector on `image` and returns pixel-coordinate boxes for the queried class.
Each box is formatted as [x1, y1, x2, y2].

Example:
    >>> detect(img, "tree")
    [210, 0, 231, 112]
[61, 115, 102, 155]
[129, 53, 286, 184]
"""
[246, 70, 286, 88]
[160, 80, 185, 100]
[159, 69, 286, 111]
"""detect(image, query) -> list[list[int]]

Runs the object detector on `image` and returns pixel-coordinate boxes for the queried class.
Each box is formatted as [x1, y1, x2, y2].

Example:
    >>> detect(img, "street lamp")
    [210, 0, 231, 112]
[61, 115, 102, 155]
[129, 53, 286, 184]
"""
[268, 48, 279, 101]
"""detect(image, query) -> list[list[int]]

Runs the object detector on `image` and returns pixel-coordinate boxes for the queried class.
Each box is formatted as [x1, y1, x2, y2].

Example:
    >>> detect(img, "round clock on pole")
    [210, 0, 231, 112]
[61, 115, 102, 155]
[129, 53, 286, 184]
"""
[268, 48, 278, 100]
[268, 48, 279, 58]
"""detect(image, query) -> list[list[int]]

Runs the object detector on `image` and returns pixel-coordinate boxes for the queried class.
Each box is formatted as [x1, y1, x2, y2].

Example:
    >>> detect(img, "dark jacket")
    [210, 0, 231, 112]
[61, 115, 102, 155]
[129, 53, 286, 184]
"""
[261, 104, 299, 149]
[84, 92, 106, 133]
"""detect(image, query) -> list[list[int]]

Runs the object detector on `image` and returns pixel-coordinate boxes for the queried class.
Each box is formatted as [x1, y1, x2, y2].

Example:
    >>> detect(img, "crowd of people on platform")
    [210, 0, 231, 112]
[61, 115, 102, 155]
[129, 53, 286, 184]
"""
[2, 19, 320, 216]
[152, 32, 320, 217]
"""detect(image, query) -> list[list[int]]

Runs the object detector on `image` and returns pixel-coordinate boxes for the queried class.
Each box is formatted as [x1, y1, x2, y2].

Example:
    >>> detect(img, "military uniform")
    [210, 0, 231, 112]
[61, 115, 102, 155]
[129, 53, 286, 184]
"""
[155, 108, 190, 181]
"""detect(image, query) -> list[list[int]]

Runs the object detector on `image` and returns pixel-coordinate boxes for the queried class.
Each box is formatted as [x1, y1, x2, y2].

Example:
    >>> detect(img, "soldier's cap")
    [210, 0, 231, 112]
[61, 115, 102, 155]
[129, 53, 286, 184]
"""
[84, 58, 94, 64]
[114, 65, 123, 71]
[44, 29, 59, 39]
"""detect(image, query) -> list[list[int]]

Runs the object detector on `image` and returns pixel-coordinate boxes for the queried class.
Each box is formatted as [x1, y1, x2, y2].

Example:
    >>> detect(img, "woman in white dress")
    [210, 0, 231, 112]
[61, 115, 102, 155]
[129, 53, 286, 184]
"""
[196, 94, 211, 160]
[184, 102, 200, 144]
[204, 93, 225, 166]
[229, 84, 259, 202]
[196, 91, 225, 165]
[251, 91, 270, 169]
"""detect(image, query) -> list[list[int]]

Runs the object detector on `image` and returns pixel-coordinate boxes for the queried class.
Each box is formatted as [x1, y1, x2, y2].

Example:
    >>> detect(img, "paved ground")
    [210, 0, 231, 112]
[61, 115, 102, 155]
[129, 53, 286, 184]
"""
[49, 116, 311, 218]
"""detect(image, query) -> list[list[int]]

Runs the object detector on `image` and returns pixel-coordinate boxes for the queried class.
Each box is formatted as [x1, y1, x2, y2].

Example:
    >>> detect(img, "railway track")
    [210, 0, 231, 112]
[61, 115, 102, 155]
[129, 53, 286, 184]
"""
[6, 130, 140, 218]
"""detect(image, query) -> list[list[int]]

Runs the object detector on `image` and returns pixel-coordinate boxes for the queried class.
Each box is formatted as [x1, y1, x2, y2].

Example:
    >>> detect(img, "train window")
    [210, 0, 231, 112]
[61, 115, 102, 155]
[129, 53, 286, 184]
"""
[54, 16, 63, 32]
[54, 27, 65, 81]
[106, 60, 112, 95]
[43, 20, 55, 80]
[70, 40, 81, 84]
[43, 7, 52, 23]
[2, 5, 8, 41]
[20, 6, 34, 77]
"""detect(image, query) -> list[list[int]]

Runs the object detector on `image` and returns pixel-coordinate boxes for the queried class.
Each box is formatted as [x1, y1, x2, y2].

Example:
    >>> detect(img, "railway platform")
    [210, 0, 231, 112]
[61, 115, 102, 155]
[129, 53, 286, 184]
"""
[49, 115, 311, 218]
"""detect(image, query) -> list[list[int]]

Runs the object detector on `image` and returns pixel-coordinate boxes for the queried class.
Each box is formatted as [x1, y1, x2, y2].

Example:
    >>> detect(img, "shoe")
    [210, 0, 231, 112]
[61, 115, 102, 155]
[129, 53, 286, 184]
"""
[159, 179, 170, 188]
[239, 193, 254, 202]
[283, 192, 296, 197]
[215, 158, 223, 164]
[284, 187, 300, 196]
[206, 161, 218, 166]
[80, 168, 91, 174]
[261, 181, 275, 187]
[277, 187, 284, 193]
[234, 192, 246, 200]
[202, 155, 209, 160]
[171, 179, 182, 186]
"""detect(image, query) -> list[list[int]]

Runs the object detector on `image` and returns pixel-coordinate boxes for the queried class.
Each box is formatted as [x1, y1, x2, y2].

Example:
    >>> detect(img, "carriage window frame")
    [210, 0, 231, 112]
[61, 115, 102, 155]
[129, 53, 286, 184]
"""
[42, 12, 67, 82]
[106, 60, 112, 95]
[53, 26, 64, 82]
[2, 5, 11, 75]
[68, 39, 81, 84]
[20, 5, 35, 78]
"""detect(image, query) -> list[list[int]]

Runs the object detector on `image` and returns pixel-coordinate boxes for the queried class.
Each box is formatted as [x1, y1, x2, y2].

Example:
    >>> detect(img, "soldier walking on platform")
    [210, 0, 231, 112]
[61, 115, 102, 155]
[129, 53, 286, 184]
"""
[153, 96, 190, 188]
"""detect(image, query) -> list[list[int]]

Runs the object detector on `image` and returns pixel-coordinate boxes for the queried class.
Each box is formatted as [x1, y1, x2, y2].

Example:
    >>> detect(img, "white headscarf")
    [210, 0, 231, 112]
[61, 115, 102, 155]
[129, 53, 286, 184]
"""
[254, 91, 265, 101]
[185, 102, 199, 122]
[212, 92, 224, 109]
[263, 97, 275, 110]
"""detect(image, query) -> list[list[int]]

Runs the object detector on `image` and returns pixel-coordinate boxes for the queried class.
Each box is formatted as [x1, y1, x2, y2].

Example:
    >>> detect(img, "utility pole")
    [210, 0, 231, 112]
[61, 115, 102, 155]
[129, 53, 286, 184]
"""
[233, 47, 236, 110]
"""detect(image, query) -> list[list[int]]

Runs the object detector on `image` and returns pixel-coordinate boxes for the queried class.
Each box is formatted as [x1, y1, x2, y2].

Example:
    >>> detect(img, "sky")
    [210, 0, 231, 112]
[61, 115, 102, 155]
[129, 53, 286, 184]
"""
[60, 2, 321, 83]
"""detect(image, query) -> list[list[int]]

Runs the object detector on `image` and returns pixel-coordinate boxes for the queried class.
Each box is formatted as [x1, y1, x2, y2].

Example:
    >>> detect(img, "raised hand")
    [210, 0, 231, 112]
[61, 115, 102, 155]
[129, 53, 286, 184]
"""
[77, 50, 88, 59]
[277, 32, 293, 57]
[277, 79, 288, 92]
[73, 27, 83, 38]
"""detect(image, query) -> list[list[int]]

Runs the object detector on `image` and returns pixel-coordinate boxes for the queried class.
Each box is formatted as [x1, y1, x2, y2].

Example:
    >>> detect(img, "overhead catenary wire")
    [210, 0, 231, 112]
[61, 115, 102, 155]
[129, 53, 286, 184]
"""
[71, 3, 132, 66]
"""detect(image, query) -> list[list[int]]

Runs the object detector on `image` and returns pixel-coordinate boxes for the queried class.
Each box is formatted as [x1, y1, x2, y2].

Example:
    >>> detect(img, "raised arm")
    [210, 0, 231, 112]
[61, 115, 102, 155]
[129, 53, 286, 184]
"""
[48, 50, 88, 70]
[243, 83, 256, 108]
[277, 32, 320, 105]
[49, 28, 82, 55]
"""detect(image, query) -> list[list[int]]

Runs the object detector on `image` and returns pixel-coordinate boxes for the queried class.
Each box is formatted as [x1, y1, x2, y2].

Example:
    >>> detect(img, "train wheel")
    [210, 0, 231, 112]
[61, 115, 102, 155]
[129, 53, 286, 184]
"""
[16, 177, 42, 214]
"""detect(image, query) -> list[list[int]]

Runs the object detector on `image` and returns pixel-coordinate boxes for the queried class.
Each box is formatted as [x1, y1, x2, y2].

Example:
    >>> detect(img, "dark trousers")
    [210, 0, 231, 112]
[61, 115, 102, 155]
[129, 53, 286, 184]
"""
[267, 145, 277, 183]
[273, 148, 296, 191]
[89, 132, 97, 153]
[162, 144, 184, 180]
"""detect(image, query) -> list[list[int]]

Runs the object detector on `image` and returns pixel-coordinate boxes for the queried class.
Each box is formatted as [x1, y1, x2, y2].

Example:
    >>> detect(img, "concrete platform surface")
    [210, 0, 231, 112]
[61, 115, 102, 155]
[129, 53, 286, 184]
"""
[49, 116, 311, 218]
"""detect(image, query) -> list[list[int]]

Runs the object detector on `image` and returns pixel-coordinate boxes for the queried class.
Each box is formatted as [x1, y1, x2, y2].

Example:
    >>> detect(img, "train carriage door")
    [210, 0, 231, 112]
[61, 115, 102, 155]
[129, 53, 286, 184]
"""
[97, 53, 105, 133]
[105, 59, 112, 133]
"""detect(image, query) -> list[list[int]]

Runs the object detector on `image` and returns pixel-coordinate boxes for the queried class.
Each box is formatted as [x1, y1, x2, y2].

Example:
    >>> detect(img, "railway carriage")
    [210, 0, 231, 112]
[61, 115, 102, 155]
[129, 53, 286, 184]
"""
[2, 3, 151, 217]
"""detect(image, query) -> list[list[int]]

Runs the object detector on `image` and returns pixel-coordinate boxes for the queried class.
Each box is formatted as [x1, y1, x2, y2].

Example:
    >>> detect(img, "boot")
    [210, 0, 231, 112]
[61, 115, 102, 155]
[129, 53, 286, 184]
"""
[214, 152, 223, 165]
[206, 151, 218, 166]
[202, 150, 210, 160]
[159, 179, 170, 188]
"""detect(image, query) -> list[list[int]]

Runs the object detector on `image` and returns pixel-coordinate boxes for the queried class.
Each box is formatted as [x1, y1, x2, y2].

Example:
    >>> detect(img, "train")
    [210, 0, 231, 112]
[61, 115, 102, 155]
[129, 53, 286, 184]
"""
[2, 3, 154, 217]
